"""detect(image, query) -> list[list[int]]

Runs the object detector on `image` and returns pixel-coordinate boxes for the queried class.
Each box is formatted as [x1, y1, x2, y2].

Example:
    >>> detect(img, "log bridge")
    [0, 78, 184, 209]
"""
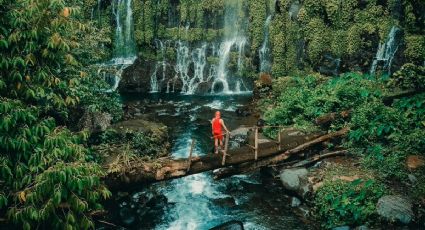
[104, 126, 349, 190]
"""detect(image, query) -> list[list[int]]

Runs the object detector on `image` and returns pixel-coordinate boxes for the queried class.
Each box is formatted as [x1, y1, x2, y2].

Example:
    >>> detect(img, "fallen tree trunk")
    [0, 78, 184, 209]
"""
[213, 128, 349, 179]
[104, 128, 348, 190]
[104, 130, 321, 190]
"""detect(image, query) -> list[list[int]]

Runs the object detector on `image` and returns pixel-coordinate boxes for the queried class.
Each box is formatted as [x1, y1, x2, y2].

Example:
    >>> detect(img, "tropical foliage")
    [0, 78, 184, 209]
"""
[0, 0, 118, 228]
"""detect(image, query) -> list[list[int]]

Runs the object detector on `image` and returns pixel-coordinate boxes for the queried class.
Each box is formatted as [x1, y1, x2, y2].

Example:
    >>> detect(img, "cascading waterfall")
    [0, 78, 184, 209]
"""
[187, 44, 207, 94]
[211, 0, 249, 94]
[370, 26, 401, 75]
[112, 0, 137, 64]
[100, 0, 137, 93]
[172, 41, 191, 93]
[149, 0, 251, 95]
[259, 15, 272, 73]
[97, 0, 137, 93]
[150, 40, 170, 93]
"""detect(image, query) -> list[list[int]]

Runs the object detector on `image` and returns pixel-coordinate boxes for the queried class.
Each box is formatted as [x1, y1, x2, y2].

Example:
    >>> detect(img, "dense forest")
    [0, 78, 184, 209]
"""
[0, 0, 424, 229]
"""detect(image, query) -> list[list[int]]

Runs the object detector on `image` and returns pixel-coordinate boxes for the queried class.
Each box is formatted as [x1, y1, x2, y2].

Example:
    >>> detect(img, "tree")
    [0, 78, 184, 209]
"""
[0, 0, 112, 229]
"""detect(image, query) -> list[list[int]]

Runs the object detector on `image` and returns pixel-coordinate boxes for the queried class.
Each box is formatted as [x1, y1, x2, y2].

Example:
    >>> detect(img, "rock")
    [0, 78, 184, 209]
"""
[212, 197, 237, 208]
[279, 168, 311, 198]
[332, 226, 350, 230]
[408, 174, 417, 184]
[259, 73, 272, 86]
[229, 127, 250, 148]
[406, 155, 425, 170]
[318, 54, 341, 76]
[235, 107, 251, 117]
[291, 197, 302, 207]
[376, 195, 413, 224]
[355, 226, 368, 230]
[78, 110, 112, 133]
[119, 57, 154, 93]
[209, 220, 244, 230]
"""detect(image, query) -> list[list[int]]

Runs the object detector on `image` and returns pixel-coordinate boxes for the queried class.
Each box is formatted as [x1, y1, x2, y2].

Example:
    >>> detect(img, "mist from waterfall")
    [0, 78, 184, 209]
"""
[370, 26, 401, 75]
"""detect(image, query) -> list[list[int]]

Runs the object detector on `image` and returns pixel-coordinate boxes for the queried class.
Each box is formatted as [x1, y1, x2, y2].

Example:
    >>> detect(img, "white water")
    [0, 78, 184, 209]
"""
[259, 15, 272, 73]
[151, 0, 250, 95]
[112, 0, 137, 64]
[370, 26, 400, 75]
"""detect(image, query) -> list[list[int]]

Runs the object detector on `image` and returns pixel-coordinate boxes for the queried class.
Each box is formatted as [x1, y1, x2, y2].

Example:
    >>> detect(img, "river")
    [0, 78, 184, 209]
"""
[108, 93, 311, 230]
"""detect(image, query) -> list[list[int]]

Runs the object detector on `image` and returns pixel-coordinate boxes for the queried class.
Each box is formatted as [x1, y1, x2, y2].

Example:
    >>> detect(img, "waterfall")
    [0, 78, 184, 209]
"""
[150, 40, 170, 93]
[187, 44, 207, 94]
[174, 41, 191, 93]
[99, 0, 137, 93]
[370, 26, 401, 75]
[149, 0, 251, 95]
[259, 15, 272, 73]
[112, 0, 137, 65]
[211, 0, 249, 94]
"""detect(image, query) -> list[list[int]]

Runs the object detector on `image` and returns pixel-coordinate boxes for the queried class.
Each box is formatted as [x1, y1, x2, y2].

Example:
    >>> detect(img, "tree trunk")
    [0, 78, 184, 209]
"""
[104, 128, 348, 190]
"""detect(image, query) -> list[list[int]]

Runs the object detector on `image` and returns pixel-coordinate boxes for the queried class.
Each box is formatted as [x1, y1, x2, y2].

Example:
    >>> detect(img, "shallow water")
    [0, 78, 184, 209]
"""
[113, 93, 311, 230]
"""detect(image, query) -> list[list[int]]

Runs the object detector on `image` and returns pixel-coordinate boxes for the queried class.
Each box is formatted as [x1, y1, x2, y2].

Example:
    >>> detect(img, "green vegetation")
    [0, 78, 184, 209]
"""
[315, 179, 387, 228]
[0, 0, 121, 228]
[261, 65, 425, 227]
[270, 0, 425, 76]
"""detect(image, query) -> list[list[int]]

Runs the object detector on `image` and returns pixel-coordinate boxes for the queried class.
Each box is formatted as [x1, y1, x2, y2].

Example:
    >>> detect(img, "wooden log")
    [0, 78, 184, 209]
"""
[213, 128, 349, 179]
[222, 133, 230, 166]
[254, 127, 258, 160]
[287, 150, 349, 168]
[104, 131, 322, 190]
[187, 139, 195, 172]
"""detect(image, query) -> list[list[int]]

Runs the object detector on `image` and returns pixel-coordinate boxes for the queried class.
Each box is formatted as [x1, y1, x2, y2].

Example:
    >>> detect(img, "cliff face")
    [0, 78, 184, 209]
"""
[270, 0, 425, 77]
[86, 0, 425, 93]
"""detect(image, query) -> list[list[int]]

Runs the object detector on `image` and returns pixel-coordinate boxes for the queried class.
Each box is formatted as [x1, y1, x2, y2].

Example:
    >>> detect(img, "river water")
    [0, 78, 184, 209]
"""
[111, 93, 310, 230]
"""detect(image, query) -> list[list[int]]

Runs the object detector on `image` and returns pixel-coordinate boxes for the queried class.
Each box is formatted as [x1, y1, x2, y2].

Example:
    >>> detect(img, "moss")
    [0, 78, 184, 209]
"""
[248, 0, 267, 52]
[404, 34, 425, 64]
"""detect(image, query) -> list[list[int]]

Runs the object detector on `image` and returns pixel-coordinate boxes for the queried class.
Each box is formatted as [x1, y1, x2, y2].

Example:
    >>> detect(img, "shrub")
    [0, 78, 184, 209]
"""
[315, 179, 386, 228]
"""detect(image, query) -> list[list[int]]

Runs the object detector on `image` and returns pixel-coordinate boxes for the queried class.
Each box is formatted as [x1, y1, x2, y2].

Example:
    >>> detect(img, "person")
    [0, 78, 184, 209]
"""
[211, 111, 230, 154]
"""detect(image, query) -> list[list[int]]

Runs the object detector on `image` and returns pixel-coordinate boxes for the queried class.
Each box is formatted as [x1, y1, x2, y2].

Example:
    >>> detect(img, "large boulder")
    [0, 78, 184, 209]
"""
[376, 195, 413, 224]
[78, 110, 112, 133]
[279, 168, 311, 198]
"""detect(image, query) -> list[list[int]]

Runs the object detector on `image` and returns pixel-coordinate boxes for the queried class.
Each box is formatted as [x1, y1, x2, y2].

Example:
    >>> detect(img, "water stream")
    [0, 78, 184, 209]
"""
[111, 93, 311, 230]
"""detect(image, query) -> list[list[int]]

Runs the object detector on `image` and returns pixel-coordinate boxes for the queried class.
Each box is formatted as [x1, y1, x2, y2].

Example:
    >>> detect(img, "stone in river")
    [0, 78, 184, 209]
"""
[376, 195, 413, 224]
[209, 220, 244, 230]
[279, 168, 311, 198]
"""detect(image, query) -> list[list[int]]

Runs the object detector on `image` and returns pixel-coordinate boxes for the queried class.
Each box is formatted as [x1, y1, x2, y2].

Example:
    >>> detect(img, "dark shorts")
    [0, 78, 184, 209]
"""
[213, 132, 223, 140]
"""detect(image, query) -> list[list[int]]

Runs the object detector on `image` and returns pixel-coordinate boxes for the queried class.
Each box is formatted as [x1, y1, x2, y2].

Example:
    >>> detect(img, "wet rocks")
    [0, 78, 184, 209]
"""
[118, 57, 154, 93]
[376, 195, 413, 224]
[212, 196, 237, 208]
[291, 197, 302, 207]
[78, 110, 112, 133]
[279, 168, 311, 198]
[209, 220, 244, 230]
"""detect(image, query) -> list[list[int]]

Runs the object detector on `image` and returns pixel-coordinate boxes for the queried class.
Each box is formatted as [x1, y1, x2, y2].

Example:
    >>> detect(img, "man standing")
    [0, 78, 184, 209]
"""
[211, 111, 230, 154]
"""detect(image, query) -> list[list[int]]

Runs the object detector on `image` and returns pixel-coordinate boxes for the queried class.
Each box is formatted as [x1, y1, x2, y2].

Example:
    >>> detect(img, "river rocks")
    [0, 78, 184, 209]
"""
[332, 226, 350, 230]
[78, 110, 112, 133]
[212, 196, 237, 208]
[230, 127, 250, 148]
[376, 195, 413, 224]
[209, 220, 244, 230]
[291, 197, 302, 207]
[279, 168, 311, 198]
